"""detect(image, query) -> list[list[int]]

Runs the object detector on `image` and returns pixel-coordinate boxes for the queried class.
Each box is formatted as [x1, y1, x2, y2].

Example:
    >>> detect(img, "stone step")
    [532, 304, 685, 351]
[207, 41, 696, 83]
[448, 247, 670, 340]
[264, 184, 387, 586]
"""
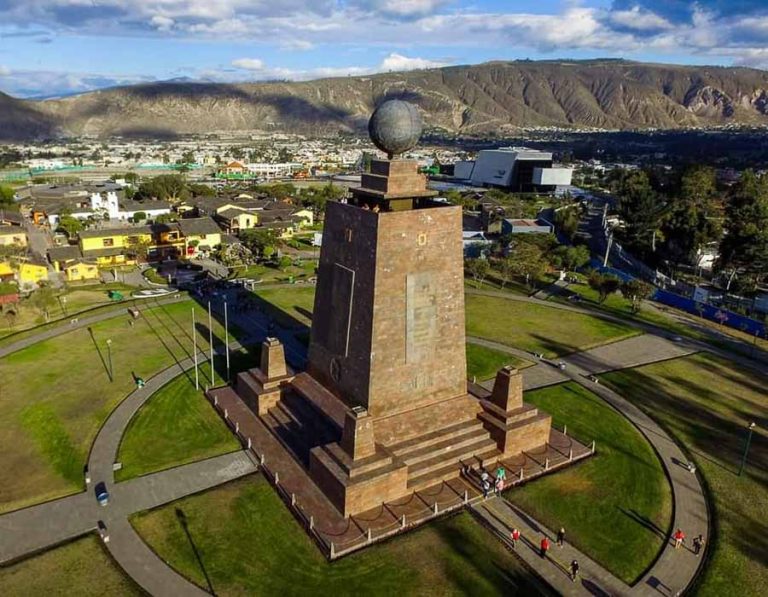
[399, 427, 492, 467]
[262, 410, 310, 466]
[388, 419, 486, 458]
[281, 393, 339, 446]
[407, 445, 499, 492]
[407, 436, 500, 480]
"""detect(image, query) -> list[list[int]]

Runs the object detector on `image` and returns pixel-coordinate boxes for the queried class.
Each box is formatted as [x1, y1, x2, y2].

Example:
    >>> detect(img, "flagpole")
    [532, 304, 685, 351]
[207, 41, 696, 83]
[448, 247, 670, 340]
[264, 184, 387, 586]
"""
[224, 300, 230, 382]
[192, 308, 199, 390]
[208, 301, 215, 385]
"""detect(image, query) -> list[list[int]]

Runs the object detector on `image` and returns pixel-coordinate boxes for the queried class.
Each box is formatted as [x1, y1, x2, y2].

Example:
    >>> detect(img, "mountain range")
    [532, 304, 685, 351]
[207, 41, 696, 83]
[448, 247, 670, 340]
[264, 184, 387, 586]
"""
[3, 59, 768, 140]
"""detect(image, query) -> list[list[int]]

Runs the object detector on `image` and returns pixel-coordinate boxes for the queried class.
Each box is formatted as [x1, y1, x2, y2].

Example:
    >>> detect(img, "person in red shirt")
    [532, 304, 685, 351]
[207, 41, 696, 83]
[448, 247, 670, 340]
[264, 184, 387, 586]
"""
[540, 536, 550, 558]
[673, 529, 686, 549]
[511, 528, 520, 549]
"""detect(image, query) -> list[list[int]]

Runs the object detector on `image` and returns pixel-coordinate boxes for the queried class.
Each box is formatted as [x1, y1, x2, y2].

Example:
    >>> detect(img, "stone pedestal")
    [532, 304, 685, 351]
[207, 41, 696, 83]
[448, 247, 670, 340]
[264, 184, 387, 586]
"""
[236, 338, 293, 416]
[479, 368, 551, 457]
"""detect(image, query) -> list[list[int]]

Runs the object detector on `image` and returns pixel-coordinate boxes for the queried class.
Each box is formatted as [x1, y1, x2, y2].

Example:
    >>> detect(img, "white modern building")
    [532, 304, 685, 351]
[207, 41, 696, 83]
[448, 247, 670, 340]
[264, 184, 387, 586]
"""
[458, 148, 573, 192]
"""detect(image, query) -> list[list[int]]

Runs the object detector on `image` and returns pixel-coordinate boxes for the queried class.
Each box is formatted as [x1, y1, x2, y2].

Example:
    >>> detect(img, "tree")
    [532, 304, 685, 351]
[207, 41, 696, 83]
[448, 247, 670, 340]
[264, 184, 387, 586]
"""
[497, 257, 515, 289]
[564, 245, 591, 272]
[613, 169, 666, 260]
[132, 211, 147, 223]
[507, 241, 547, 288]
[717, 170, 768, 292]
[588, 271, 621, 303]
[126, 236, 152, 264]
[554, 207, 581, 241]
[58, 214, 83, 238]
[240, 228, 278, 258]
[0, 184, 15, 206]
[262, 245, 276, 261]
[620, 279, 654, 313]
[661, 166, 722, 269]
[135, 174, 188, 202]
[29, 285, 58, 322]
[278, 255, 293, 272]
[277, 147, 293, 163]
[465, 258, 490, 287]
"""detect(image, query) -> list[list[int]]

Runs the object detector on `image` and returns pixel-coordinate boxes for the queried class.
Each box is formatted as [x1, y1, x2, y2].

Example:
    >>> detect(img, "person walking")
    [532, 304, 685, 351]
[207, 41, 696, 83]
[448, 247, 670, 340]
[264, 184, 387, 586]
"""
[495, 476, 505, 495]
[540, 536, 550, 558]
[693, 534, 705, 556]
[511, 528, 520, 549]
[482, 478, 491, 499]
[570, 559, 580, 582]
[496, 465, 506, 482]
[673, 528, 686, 549]
[557, 527, 566, 547]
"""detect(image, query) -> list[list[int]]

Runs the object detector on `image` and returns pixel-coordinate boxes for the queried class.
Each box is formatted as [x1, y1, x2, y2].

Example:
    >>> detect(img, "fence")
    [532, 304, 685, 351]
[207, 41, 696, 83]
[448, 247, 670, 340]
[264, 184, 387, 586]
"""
[653, 288, 767, 338]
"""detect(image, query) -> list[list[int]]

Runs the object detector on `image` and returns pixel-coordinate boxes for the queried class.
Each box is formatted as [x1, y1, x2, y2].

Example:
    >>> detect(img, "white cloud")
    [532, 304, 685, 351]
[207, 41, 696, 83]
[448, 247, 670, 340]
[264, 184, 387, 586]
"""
[0, 66, 11, 76]
[150, 15, 175, 32]
[280, 39, 314, 51]
[231, 58, 266, 71]
[380, 52, 447, 71]
[609, 7, 673, 31]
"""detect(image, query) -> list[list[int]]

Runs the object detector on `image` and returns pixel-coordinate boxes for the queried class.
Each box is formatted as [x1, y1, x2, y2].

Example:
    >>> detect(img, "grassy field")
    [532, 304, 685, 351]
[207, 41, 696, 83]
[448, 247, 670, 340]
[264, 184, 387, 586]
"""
[465, 294, 641, 357]
[0, 282, 137, 339]
[508, 382, 672, 584]
[231, 260, 318, 285]
[0, 535, 141, 596]
[132, 475, 554, 596]
[601, 354, 768, 596]
[116, 373, 240, 481]
[0, 299, 229, 513]
[253, 286, 316, 328]
[465, 343, 530, 381]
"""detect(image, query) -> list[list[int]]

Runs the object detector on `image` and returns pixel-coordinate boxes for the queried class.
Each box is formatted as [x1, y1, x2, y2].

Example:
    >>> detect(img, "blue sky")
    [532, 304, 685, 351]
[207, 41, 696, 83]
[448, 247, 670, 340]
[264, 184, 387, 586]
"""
[1, 1, 768, 98]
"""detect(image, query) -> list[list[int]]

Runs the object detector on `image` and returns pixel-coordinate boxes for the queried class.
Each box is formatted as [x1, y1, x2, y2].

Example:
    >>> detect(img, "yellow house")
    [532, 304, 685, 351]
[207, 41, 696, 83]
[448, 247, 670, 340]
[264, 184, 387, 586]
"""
[179, 217, 223, 258]
[18, 262, 48, 287]
[78, 226, 153, 266]
[0, 226, 27, 247]
[214, 207, 258, 234]
[0, 261, 14, 281]
[63, 260, 100, 282]
[291, 208, 314, 228]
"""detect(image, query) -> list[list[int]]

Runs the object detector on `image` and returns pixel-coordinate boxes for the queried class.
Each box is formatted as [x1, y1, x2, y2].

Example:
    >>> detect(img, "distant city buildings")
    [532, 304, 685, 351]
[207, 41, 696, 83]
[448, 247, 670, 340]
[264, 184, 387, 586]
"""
[456, 147, 573, 193]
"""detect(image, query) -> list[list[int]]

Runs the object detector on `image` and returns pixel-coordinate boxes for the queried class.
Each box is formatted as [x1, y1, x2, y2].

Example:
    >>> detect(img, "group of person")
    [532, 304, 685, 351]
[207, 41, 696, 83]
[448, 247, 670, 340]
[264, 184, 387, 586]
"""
[509, 526, 580, 582]
[673, 528, 706, 556]
[479, 465, 506, 498]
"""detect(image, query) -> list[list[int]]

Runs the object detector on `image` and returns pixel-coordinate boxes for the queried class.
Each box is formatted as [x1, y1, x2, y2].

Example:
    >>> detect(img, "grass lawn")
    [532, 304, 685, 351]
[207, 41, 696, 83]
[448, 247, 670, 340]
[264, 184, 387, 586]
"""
[601, 354, 768, 596]
[116, 373, 240, 481]
[0, 535, 141, 596]
[466, 343, 530, 381]
[0, 282, 138, 340]
[131, 475, 554, 596]
[465, 294, 641, 357]
[253, 286, 316, 328]
[508, 382, 672, 584]
[231, 260, 317, 285]
[0, 299, 229, 513]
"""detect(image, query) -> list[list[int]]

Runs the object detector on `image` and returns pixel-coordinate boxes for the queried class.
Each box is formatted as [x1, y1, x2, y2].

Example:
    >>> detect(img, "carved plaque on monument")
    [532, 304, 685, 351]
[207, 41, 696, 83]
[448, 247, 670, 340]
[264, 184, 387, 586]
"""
[406, 272, 438, 364]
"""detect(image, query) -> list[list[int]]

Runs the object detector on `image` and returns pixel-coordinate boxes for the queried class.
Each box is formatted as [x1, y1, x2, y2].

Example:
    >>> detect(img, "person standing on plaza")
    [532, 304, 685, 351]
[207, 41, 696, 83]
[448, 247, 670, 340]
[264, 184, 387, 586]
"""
[557, 527, 566, 547]
[511, 528, 520, 549]
[482, 478, 491, 499]
[495, 476, 505, 495]
[673, 528, 686, 549]
[693, 534, 705, 556]
[540, 536, 550, 558]
[570, 559, 580, 582]
[496, 465, 506, 482]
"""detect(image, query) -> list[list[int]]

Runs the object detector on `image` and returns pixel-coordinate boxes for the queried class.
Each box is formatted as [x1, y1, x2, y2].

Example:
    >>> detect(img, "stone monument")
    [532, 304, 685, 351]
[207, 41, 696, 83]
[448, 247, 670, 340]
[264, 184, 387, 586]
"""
[234, 100, 552, 516]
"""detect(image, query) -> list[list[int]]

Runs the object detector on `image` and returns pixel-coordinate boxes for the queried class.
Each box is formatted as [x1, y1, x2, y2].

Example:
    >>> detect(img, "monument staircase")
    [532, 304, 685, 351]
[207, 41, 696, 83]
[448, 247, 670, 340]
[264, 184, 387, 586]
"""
[261, 382, 502, 493]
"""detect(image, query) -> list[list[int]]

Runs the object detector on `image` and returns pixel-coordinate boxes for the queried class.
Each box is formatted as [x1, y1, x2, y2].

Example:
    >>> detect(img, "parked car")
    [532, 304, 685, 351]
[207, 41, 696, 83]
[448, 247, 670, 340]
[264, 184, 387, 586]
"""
[95, 482, 109, 506]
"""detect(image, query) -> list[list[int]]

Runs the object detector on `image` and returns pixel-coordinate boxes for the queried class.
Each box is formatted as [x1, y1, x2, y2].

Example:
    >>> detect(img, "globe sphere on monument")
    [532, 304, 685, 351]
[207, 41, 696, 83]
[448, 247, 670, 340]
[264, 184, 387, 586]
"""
[368, 99, 423, 159]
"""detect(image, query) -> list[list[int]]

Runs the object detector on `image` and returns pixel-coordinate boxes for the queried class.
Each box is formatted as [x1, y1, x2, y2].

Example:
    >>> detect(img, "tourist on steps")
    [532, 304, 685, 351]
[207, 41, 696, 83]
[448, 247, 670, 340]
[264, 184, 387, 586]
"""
[511, 528, 520, 549]
[482, 478, 491, 499]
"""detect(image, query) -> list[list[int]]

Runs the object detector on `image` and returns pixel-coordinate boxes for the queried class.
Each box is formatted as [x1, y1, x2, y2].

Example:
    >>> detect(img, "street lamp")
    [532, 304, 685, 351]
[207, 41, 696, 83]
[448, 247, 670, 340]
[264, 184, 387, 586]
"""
[738, 422, 756, 477]
[106, 339, 113, 382]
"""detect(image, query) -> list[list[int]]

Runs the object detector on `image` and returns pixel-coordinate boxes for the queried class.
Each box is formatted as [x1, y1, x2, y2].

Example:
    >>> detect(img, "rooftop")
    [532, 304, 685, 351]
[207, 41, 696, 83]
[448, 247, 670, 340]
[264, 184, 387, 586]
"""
[178, 217, 223, 236]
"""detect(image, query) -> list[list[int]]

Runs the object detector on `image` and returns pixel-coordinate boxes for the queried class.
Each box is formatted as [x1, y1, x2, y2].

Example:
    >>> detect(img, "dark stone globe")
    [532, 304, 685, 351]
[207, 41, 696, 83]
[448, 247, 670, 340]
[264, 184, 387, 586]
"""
[368, 100, 423, 158]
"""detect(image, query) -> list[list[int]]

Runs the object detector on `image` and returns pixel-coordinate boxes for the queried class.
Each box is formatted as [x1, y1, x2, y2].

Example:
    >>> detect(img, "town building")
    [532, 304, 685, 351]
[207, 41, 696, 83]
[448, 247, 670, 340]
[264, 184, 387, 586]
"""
[501, 218, 555, 235]
[0, 226, 27, 247]
[458, 148, 573, 193]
